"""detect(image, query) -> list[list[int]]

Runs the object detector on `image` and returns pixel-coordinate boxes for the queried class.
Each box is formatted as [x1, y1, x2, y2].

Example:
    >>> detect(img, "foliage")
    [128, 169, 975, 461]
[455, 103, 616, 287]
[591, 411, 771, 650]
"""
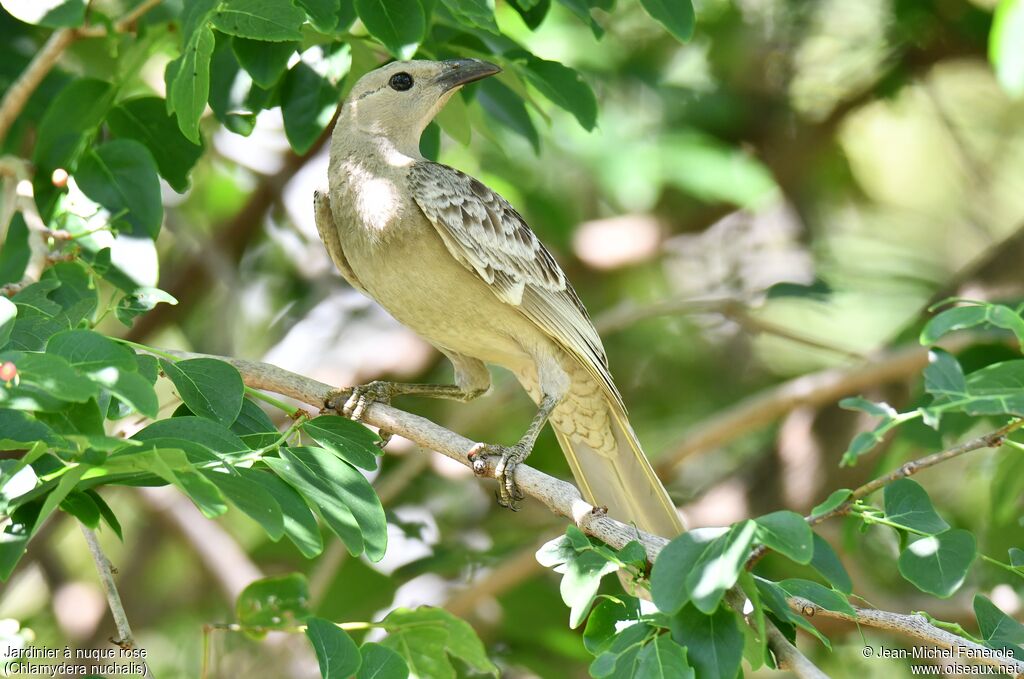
[2, 0, 1023, 677]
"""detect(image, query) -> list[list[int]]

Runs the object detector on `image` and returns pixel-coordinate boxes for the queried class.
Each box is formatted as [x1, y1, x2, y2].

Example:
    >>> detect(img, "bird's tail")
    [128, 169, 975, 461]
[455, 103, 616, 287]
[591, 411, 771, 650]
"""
[553, 400, 684, 538]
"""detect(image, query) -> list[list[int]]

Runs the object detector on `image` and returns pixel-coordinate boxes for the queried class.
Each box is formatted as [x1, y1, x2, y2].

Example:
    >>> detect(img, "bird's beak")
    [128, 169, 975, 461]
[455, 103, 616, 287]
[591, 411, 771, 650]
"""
[434, 59, 501, 92]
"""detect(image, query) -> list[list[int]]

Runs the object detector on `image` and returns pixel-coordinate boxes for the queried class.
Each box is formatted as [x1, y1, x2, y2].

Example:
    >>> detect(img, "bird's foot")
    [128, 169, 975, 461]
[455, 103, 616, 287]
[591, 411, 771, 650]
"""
[325, 382, 394, 448]
[468, 442, 528, 510]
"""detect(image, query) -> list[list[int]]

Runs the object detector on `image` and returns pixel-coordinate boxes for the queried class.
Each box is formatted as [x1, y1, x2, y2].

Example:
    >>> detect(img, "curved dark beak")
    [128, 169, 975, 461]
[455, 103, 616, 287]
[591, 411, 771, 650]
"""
[435, 58, 501, 92]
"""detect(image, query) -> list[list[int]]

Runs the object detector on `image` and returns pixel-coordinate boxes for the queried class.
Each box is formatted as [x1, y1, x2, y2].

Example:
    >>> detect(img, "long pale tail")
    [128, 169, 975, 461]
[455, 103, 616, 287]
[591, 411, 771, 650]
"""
[553, 400, 684, 538]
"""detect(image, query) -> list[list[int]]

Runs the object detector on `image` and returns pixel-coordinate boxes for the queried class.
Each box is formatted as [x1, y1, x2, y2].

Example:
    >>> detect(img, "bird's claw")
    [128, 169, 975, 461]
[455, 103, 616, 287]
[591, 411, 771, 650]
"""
[326, 381, 394, 422]
[468, 442, 527, 510]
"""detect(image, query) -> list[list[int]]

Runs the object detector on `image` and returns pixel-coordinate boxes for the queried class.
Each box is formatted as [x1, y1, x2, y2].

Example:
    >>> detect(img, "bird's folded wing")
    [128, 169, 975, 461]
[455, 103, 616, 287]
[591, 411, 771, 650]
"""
[408, 161, 624, 410]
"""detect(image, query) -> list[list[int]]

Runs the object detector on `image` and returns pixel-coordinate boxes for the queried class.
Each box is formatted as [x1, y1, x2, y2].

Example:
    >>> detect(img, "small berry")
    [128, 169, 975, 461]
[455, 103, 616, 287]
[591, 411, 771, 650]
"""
[0, 361, 17, 382]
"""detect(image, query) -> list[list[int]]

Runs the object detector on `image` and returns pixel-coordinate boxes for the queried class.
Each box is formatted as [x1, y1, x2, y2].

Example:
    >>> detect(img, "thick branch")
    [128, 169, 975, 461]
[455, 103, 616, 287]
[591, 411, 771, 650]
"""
[165, 349, 1018, 675]
[788, 597, 1024, 677]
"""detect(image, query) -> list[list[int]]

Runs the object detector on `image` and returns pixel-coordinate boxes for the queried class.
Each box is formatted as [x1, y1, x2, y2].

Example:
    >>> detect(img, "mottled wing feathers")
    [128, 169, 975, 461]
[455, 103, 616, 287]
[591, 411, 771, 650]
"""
[408, 161, 623, 409]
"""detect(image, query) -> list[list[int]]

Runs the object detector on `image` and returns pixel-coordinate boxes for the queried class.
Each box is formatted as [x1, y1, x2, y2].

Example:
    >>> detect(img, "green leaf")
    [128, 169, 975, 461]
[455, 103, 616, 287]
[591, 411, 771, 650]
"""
[923, 348, 967, 403]
[107, 97, 205, 193]
[281, 60, 342, 154]
[922, 303, 1024, 348]
[296, 0, 342, 31]
[651, 522, 759, 615]
[508, 0, 550, 29]
[754, 511, 813, 564]
[116, 287, 179, 327]
[265, 447, 387, 561]
[440, 0, 498, 33]
[75, 140, 164, 239]
[105, 447, 227, 517]
[974, 594, 1024, 660]
[991, 0, 1024, 98]
[555, 0, 601, 36]
[839, 397, 897, 418]
[168, 24, 217, 143]
[46, 330, 137, 374]
[811, 488, 851, 516]
[0, 297, 17, 348]
[639, 0, 694, 42]
[898, 530, 976, 598]
[95, 368, 159, 419]
[635, 635, 694, 679]
[1010, 548, 1024, 568]
[1, 350, 99, 409]
[240, 468, 323, 558]
[355, 0, 425, 59]
[231, 398, 278, 436]
[60, 490, 101, 528]
[237, 573, 311, 630]
[202, 470, 285, 540]
[536, 533, 620, 628]
[32, 78, 116, 213]
[0, 0, 85, 27]
[668, 605, 743, 679]
[520, 56, 597, 130]
[232, 37, 298, 88]
[85, 490, 123, 540]
[809, 534, 852, 594]
[583, 598, 639, 656]
[0, 410, 59, 449]
[380, 607, 498, 678]
[589, 623, 654, 678]
[134, 416, 249, 456]
[305, 617, 361, 678]
[651, 527, 730, 614]
[753, 576, 831, 649]
[159, 358, 245, 426]
[211, 0, 306, 40]
[778, 579, 856, 616]
[962, 360, 1024, 416]
[883, 478, 950, 535]
[302, 415, 380, 471]
[357, 642, 409, 679]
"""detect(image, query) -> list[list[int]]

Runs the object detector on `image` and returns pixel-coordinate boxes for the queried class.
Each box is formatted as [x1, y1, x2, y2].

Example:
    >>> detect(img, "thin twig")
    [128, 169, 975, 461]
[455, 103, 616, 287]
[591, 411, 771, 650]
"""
[745, 418, 1024, 568]
[809, 418, 1024, 526]
[80, 524, 156, 677]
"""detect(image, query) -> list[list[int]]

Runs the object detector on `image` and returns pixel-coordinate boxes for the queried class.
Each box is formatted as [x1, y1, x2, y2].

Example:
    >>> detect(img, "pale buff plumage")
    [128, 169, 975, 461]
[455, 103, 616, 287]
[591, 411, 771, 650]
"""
[314, 59, 683, 537]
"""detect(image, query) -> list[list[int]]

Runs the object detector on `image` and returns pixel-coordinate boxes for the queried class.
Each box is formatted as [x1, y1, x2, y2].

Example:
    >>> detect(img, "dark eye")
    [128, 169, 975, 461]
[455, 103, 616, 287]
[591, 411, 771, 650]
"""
[389, 72, 414, 91]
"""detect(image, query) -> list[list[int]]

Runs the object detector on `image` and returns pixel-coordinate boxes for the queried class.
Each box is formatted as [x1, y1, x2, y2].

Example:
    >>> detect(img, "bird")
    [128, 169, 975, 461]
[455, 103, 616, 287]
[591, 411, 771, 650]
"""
[314, 58, 684, 538]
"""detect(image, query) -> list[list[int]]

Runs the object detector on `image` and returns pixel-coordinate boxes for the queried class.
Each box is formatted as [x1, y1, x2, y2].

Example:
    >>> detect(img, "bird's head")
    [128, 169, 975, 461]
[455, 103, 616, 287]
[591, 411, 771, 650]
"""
[339, 59, 501, 155]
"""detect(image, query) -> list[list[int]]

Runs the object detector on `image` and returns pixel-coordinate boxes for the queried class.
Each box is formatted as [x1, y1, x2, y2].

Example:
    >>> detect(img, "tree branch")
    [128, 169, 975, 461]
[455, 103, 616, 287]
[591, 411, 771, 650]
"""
[787, 596, 1024, 677]
[656, 334, 977, 475]
[0, 0, 164, 143]
[161, 349, 1022, 675]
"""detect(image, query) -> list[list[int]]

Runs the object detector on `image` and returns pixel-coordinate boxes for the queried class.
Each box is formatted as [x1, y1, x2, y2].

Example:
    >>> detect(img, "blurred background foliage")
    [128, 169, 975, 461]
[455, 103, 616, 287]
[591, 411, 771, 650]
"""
[1, 0, 1023, 676]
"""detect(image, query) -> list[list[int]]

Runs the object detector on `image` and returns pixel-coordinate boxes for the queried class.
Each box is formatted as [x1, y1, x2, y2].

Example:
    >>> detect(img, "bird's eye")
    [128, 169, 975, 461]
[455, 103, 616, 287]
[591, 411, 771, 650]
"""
[389, 72, 414, 91]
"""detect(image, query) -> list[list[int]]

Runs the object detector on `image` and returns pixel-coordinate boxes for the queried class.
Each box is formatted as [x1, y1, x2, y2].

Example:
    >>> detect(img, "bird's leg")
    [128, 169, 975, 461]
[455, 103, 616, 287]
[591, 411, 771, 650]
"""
[468, 394, 559, 510]
[325, 382, 486, 447]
